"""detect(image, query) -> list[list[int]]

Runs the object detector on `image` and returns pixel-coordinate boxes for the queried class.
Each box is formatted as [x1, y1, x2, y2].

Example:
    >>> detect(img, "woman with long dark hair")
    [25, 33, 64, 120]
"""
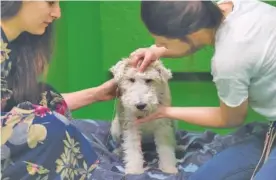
[130, 1, 276, 179]
[1, 1, 117, 179]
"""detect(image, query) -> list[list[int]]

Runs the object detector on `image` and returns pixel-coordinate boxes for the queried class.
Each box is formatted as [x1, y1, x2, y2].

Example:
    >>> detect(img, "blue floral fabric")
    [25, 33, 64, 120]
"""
[1, 105, 99, 180]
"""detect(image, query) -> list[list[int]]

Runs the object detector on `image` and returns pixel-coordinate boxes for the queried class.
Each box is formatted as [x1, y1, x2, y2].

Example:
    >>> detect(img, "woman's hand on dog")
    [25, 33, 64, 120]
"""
[97, 79, 119, 101]
[129, 45, 167, 72]
[135, 105, 168, 124]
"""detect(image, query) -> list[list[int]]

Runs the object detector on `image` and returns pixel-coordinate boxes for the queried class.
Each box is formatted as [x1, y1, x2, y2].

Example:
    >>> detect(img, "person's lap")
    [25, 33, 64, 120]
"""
[188, 131, 276, 180]
[254, 143, 276, 180]
[1, 105, 99, 180]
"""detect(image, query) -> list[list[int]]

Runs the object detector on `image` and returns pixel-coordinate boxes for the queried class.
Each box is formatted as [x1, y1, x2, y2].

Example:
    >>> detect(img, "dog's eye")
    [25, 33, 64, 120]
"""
[129, 78, 135, 83]
[145, 79, 153, 83]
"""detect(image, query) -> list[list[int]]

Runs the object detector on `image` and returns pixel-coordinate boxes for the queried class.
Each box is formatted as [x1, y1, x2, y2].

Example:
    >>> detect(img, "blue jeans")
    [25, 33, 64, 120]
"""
[188, 135, 276, 180]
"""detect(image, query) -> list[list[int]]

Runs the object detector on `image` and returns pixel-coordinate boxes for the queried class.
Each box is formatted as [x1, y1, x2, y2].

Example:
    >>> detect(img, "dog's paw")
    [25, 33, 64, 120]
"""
[125, 167, 145, 175]
[160, 166, 178, 174]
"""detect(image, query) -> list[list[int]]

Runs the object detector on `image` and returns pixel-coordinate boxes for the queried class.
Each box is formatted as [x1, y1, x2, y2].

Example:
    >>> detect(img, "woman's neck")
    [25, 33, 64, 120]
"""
[208, 2, 234, 45]
[1, 19, 23, 41]
[218, 1, 234, 21]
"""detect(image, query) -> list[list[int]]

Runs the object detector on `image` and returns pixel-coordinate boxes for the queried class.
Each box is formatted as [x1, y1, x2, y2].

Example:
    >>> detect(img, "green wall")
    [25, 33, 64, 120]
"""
[47, 1, 275, 133]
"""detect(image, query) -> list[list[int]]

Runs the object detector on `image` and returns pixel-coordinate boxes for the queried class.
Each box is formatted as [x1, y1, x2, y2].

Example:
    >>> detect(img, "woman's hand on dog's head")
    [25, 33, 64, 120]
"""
[129, 45, 166, 72]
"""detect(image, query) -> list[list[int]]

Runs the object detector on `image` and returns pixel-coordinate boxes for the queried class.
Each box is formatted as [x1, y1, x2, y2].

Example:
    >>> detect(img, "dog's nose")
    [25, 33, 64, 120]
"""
[136, 103, 147, 110]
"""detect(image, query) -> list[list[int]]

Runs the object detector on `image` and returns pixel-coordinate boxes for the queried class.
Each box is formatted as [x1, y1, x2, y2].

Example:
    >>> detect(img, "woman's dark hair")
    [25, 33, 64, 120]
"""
[1, 1, 54, 104]
[141, 1, 224, 39]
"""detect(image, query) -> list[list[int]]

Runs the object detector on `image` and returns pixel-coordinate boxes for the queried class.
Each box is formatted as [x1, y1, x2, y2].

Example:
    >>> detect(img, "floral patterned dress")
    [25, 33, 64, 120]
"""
[1, 28, 99, 180]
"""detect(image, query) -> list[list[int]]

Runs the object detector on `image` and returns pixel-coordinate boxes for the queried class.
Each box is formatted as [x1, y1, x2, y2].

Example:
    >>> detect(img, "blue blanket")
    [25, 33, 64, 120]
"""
[72, 120, 267, 180]
[1, 106, 268, 180]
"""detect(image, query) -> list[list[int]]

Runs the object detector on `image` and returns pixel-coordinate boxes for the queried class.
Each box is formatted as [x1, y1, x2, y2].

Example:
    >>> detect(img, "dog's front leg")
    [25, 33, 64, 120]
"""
[154, 120, 178, 174]
[111, 114, 123, 156]
[122, 123, 144, 174]
[111, 114, 121, 142]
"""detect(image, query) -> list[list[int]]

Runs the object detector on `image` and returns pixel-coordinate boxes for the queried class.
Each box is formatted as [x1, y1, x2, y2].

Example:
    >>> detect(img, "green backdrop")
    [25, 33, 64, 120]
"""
[47, 1, 275, 134]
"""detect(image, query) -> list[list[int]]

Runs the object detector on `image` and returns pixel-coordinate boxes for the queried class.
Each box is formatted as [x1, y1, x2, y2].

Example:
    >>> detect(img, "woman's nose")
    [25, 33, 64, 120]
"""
[50, 4, 61, 20]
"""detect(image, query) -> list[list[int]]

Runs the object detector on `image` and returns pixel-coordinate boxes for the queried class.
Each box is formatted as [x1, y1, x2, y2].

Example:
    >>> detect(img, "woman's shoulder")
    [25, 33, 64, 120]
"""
[38, 83, 71, 117]
[4, 82, 71, 118]
[216, 0, 276, 43]
[38, 83, 67, 107]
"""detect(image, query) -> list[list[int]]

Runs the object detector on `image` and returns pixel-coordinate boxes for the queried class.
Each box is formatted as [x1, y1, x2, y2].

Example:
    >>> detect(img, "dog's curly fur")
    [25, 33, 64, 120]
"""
[109, 58, 178, 175]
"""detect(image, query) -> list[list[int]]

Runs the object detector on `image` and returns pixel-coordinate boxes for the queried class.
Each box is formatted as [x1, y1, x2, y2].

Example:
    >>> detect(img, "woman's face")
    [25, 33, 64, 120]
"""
[152, 29, 212, 57]
[17, 1, 61, 35]
[152, 35, 194, 56]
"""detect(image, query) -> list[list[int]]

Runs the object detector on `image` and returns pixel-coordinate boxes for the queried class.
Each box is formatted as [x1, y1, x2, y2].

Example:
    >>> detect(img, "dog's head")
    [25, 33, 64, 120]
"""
[110, 58, 172, 116]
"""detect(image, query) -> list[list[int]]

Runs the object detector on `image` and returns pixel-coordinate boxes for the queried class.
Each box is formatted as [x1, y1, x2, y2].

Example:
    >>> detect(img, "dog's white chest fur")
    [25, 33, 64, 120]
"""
[109, 58, 178, 175]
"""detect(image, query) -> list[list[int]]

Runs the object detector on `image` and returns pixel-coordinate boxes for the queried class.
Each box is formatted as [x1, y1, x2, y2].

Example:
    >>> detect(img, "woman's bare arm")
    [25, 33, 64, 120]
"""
[61, 87, 100, 111]
[136, 100, 248, 128]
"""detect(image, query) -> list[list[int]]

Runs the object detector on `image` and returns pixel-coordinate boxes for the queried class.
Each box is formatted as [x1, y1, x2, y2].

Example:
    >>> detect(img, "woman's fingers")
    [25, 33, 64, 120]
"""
[129, 48, 145, 66]
[135, 112, 159, 124]
[129, 47, 159, 72]
[129, 55, 142, 68]
[138, 52, 155, 72]
[130, 48, 143, 57]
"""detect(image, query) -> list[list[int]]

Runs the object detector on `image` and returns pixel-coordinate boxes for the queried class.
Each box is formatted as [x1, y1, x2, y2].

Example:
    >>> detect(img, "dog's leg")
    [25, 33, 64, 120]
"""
[154, 120, 178, 174]
[111, 114, 121, 143]
[110, 114, 123, 156]
[122, 123, 144, 174]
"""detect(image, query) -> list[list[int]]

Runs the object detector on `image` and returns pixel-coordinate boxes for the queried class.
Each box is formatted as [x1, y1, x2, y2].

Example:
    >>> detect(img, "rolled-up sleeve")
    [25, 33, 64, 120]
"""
[211, 43, 255, 107]
[213, 77, 249, 107]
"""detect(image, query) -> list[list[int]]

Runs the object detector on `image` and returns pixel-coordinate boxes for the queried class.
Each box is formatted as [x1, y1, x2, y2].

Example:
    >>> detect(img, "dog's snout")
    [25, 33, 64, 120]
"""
[136, 103, 147, 110]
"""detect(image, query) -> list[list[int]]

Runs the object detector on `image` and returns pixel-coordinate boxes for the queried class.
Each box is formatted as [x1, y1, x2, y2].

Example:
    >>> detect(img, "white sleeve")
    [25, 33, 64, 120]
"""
[213, 77, 249, 107]
[211, 44, 257, 107]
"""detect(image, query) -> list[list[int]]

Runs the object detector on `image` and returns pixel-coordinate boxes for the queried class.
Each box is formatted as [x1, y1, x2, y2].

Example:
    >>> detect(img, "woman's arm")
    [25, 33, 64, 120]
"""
[61, 79, 117, 111]
[137, 100, 248, 128]
[61, 87, 100, 111]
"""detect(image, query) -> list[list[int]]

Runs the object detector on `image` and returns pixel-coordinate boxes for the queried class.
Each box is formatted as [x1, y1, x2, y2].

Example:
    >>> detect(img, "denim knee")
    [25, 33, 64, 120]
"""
[188, 136, 263, 180]
[253, 146, 276, 180]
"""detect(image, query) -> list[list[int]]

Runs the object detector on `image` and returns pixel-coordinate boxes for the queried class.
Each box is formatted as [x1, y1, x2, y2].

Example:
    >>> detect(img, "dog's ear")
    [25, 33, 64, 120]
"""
[154, 60, 173, 82]
[109, 58, 129, 83]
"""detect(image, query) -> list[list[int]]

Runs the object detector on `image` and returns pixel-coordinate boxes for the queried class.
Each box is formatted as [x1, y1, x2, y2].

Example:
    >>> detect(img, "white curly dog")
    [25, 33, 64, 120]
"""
[109, 58, 178, 175]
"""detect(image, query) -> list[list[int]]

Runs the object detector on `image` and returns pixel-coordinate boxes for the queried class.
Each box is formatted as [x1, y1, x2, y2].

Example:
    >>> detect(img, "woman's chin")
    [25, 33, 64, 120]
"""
[28, 28, 46, 35]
